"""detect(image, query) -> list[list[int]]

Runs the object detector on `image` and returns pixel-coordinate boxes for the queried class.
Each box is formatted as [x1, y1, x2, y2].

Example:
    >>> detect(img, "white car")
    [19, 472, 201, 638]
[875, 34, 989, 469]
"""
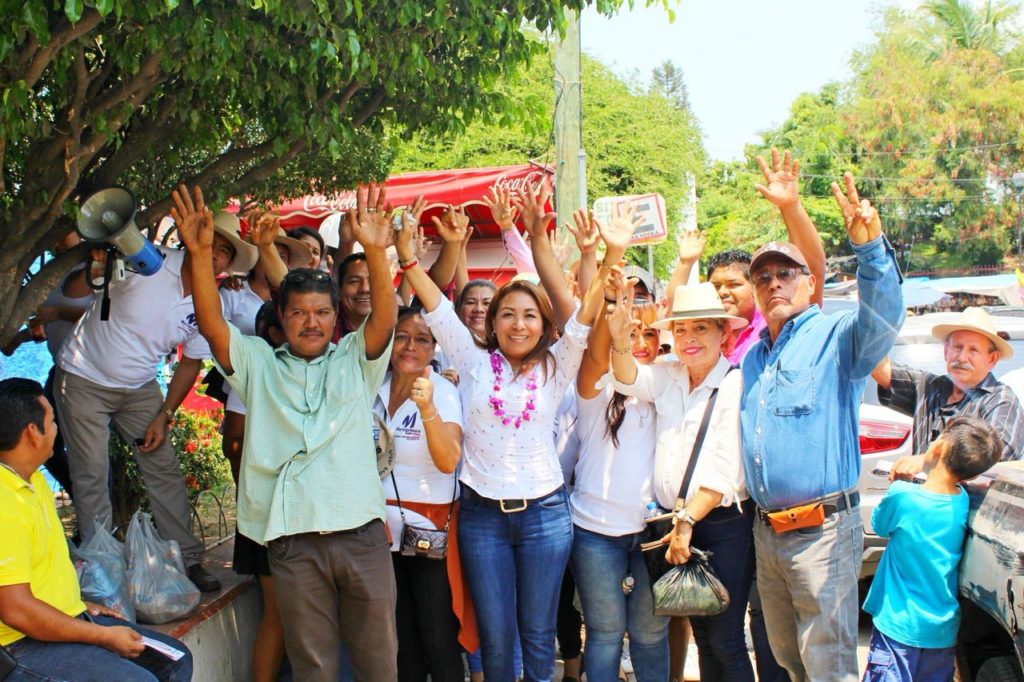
[854, 311, 1024, 579]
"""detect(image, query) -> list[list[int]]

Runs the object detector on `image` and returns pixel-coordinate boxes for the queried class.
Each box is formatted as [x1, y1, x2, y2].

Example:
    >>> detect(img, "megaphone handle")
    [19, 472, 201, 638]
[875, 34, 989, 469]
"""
[99, 251, 114, 321]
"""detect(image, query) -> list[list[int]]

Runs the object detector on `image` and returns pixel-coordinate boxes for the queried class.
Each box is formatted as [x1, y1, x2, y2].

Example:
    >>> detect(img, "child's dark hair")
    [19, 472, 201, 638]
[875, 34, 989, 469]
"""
[706, 250, 752, 280]
[940, 416, 1002, 480]
[0, 378, 46, 451]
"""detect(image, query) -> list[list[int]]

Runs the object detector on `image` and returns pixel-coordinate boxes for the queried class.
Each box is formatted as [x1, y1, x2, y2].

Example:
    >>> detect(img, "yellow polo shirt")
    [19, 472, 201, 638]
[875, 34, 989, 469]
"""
[0, 465, 86, 645]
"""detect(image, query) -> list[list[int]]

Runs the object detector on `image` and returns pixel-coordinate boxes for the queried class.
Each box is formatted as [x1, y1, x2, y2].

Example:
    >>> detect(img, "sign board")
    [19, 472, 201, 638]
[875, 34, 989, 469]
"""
[593, 193, 667, 245]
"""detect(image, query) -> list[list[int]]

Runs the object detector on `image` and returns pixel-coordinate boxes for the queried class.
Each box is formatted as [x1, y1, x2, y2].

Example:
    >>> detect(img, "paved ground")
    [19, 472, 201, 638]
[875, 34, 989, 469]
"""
[550, 618, 873, 680]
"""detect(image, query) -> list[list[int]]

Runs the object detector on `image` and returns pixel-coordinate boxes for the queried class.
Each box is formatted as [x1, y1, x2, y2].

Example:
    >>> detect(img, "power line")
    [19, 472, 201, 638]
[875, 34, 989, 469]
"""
[705, 138, 1024, 161]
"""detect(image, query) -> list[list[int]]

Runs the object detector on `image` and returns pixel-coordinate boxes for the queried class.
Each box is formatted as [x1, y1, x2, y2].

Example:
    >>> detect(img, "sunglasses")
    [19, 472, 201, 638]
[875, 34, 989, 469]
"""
[751, 266, 809, 288]
[282, 269, 332, 286]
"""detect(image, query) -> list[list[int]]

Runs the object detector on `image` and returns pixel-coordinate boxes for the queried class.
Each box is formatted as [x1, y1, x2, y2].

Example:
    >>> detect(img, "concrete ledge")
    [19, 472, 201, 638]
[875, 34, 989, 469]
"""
[149, 537, 262, 682]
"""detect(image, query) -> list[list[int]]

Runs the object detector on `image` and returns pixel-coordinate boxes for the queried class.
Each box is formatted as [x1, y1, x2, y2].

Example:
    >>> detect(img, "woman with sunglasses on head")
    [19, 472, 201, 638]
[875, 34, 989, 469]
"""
[394, 181, 635, 682]
[607, 279, 755, 682]
[376, 305, 476, 682]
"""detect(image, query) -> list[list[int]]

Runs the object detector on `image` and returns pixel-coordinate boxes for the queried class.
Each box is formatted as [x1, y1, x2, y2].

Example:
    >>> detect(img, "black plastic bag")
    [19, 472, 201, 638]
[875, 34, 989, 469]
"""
[650, 548, 730, 618]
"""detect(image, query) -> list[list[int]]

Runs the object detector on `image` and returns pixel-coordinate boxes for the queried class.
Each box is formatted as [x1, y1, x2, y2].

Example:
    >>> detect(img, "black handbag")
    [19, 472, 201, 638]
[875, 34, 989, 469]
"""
[391, 472, 456, 561]
[640, 369, 734, 616]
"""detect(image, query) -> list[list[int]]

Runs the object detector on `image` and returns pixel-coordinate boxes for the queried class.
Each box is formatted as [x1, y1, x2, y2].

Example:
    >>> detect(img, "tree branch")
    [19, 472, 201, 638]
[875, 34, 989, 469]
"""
[16, 12, 104, 91]
[91, 94, 180, 186]
[2, 242, 91, 345]
[89, 50, 164, 115]
[352, 88, 386, 127]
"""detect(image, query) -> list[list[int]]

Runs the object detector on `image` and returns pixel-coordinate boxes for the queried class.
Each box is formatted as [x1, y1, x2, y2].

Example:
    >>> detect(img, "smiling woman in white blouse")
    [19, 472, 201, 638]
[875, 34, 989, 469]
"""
[609, 281, 755, 682]
[393, 188, 633, 682]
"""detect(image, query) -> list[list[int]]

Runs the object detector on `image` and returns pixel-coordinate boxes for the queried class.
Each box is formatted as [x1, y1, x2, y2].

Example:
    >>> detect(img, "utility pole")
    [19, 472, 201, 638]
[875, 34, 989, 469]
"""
[553, 12, 585, 250]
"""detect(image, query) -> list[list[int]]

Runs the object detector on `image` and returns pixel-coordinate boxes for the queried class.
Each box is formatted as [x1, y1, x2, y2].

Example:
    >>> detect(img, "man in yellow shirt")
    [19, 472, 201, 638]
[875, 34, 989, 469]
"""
[0, 377, 192, 681]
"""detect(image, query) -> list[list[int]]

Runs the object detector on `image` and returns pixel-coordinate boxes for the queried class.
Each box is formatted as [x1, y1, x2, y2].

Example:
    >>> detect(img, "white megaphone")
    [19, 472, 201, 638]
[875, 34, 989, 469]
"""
[77, 187, 163, 276]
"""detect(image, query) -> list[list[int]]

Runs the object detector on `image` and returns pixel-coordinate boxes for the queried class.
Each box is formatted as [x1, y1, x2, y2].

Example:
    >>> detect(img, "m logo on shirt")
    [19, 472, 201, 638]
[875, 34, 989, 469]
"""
[396, 412, 422, 441]
[176, 313, 199, 338]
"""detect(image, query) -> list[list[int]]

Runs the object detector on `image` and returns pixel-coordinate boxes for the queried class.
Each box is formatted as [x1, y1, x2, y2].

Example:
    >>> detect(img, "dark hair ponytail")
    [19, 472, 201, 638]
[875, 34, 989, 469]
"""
[605, 391, 629, 448]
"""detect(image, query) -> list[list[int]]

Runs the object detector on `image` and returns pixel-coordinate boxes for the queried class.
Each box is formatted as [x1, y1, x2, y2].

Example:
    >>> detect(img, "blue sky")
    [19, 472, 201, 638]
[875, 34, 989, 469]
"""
[580, 1, 920, 160]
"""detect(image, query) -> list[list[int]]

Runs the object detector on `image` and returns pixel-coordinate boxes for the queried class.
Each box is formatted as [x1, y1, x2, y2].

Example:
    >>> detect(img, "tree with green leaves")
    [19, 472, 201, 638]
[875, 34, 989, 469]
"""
[702, 3, 1024, 273]
[0, 0, 648, 346]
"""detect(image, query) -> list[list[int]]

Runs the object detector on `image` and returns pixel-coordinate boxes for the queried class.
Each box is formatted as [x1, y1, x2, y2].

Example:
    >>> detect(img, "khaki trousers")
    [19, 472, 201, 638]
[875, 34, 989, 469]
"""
[268, 520, 398, 682]
[53, 367, 204, 560]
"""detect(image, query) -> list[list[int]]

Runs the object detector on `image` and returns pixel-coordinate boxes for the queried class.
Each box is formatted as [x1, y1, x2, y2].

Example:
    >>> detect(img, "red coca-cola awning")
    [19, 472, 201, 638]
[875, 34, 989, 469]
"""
[273, 163, 554, 240]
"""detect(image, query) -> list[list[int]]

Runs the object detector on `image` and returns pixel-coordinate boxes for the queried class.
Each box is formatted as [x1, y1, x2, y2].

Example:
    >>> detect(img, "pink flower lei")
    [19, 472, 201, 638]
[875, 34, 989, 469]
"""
[487, 351, 538, 429]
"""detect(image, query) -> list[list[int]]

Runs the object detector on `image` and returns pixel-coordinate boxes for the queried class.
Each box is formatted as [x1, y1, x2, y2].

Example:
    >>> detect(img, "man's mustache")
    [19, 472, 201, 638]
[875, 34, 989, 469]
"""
[950, 361, 974, 371]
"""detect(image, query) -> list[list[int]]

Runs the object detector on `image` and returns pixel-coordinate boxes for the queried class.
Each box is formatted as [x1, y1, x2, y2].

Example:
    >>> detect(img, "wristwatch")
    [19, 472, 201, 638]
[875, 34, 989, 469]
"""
[163, 408, 175, 422]
[675, 508, 697, 526]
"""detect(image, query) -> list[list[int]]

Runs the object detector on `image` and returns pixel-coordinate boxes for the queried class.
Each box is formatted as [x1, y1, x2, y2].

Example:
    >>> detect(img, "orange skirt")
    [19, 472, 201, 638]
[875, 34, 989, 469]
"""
[386, 499, 479, 653]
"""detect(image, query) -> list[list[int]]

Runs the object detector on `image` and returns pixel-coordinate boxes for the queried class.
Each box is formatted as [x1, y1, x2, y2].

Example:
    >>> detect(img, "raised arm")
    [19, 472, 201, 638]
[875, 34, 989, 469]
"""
[756, 148, 826, 306]
[171, 185, 233, 373]
[429, 202, 468, 291]
[567, 209, 601, 296]
[831, 172, 905, 378]
[513, 179, 575, 329]
[247, 212, 289, 287]
[579, 200, 638, 329]
[578, 267, 622, 399]
[454, 223, 473, 297]
[665, 228, 706, 298]
[607, 278, 639, 387]
[346, 184, 398, 360]
[394, 209, 444, 313]
[484, 185, 536, 274]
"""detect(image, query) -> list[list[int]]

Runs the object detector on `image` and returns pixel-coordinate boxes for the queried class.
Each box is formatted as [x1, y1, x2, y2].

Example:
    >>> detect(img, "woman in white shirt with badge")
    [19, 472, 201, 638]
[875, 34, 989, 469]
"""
[609, 281, 755, 682]
[394, 185, 633, 682]
[377, 306, 474, 682]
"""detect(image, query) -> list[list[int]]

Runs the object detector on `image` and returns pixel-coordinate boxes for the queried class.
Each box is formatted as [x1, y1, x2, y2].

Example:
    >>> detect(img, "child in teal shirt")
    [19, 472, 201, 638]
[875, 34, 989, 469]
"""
[863, 416, 1002, 681]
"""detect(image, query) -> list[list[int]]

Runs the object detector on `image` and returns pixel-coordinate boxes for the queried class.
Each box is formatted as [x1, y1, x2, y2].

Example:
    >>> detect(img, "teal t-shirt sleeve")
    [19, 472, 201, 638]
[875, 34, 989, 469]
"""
[871, 481, 907, 538]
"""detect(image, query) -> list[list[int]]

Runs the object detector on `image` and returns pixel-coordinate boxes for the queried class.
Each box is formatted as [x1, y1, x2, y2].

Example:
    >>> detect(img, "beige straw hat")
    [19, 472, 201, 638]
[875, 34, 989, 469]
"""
[931, 307, 1013, 359]
[652, 282, 749, 331]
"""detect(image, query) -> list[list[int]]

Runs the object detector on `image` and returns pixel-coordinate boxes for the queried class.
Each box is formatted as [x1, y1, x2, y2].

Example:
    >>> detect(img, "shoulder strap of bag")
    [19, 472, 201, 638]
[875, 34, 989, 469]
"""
[389, 471, 406, 522]
[442, 475, 457, 532]
[676, 365, 737, 504]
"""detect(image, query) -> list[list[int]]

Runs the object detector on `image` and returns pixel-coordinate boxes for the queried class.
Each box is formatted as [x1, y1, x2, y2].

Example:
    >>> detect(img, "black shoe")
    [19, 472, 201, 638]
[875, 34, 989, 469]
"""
[187, 563, 221, 593]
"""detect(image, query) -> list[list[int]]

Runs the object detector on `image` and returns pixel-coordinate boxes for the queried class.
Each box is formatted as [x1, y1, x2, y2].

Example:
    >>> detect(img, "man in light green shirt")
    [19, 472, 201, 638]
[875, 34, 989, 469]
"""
[173, 184, 398, 682]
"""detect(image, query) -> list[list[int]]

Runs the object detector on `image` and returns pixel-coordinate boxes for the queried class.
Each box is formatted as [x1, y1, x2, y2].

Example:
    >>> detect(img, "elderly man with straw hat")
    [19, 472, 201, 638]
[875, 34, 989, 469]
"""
[876, 307, 1024, 480]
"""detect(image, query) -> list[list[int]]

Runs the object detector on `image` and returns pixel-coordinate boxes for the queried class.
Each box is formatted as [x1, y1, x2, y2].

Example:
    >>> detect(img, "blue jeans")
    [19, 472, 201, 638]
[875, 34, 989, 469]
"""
[688, 502, 756, 682]
[863, 627, 955, 682]
[5, 614, 193, 681]
[571, 526, 669, 682]
[457, 486, 572, 682]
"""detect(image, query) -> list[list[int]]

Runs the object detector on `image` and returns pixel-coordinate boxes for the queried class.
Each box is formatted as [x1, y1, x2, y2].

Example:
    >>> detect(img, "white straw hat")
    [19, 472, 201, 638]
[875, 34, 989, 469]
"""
[931, 307, 1013, 359]
[211, 212, 259, 274]
[652, 282, 749, 331]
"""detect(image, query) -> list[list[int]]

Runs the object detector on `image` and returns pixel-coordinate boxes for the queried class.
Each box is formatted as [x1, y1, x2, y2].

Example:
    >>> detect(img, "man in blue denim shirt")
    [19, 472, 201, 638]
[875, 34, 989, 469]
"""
[740, 174, 905, 682]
